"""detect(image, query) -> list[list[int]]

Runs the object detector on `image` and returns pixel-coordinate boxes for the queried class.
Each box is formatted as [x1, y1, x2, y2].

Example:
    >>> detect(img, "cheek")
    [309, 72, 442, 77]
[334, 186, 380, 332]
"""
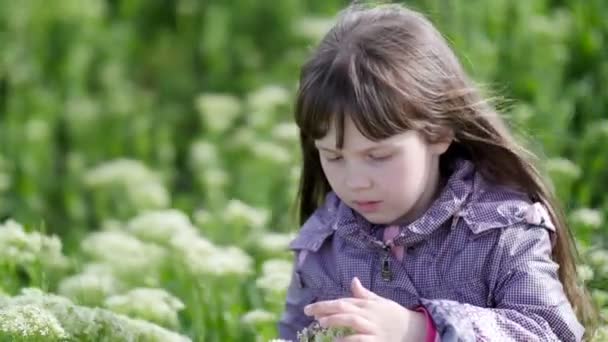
[381, 157, 425, 196]
[320, 161, 340, 185]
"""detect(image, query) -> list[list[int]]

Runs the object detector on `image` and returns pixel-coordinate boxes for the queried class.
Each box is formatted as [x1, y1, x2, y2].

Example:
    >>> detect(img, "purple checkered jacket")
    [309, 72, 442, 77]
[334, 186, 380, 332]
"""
[278, 159, 584, 341]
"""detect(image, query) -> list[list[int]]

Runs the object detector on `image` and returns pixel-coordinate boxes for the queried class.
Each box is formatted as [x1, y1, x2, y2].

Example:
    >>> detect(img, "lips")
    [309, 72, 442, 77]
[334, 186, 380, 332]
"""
[353, 200, 382, 213]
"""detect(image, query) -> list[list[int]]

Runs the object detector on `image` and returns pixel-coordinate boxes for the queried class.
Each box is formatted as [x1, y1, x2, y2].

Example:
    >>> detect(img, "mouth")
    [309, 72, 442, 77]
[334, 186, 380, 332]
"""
[353, 200, 382, 213]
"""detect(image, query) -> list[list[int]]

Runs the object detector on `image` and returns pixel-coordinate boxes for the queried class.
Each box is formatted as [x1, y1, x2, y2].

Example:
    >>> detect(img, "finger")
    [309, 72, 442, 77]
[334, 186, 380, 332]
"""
[351, 277, 381, 300]
[318, 313, 376, 334]
[304, 298, 368, 317]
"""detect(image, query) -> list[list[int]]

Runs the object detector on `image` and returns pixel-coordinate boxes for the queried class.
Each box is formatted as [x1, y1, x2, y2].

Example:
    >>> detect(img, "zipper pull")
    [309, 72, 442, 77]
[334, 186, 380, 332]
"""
[381, 245, 392, 282]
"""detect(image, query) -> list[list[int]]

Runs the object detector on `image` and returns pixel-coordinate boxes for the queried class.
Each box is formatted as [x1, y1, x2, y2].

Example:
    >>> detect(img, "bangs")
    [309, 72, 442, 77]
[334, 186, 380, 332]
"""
[295, 51, 421, 148]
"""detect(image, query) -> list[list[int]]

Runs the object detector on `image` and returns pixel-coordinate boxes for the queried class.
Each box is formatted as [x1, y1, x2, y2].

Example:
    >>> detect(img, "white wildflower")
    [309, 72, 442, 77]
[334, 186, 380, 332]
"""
[592, 290, 608, 307]
[256, 259, 292, 294]
[170, 231, 217, 256]
[241, 309, 276, 325]
[257, 232, 296, 253]
[84, 158, 158, 188]
[0, 219, 69, 270]
[80, 231, 166, 284]
[247, 85, 290, 128]
[570, 208, 603, 229]
[65, 96, 100, 126]
[195, 93, 241, 134]
[546, 158, 581, 180]
[193, 209, 213, 228]
[247, 85, 290, 113]
[577, 264, 594, 283]
[224, 199, 270, 229]
[8, 287, 191, 342]
[230, 127, 257, 149]
[0, 304, 67, 339]
[182, 245, 253, 277]
[24, 119, 50, 142]
[100, 218, 124, 231]
[292, 16, 335, 41]
[125, 180, 170, 210]
[58, 265, 122, 306]
[202, 167, 229, 188]
[104, 288, 185, 329]
[272, 122, 299, 142]
[189, 140, 219, 170]
[251, 141, 291, 165]
[587, 249, 608, 275]
[261, 259, 293, 275]
[127, 209, 198, 245]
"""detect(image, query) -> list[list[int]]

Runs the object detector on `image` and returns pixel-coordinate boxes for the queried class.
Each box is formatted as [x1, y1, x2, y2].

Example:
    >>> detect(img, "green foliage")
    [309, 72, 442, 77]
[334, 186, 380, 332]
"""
[0, 0, 607, 341]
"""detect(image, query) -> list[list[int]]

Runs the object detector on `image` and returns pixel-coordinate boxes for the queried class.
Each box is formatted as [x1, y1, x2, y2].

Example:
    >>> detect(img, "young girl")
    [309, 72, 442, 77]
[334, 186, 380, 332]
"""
[278, 3, 596, 342]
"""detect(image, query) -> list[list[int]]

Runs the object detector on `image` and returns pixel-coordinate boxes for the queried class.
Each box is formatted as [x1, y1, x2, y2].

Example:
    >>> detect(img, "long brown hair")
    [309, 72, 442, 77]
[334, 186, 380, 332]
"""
[293, 3, 597, 337]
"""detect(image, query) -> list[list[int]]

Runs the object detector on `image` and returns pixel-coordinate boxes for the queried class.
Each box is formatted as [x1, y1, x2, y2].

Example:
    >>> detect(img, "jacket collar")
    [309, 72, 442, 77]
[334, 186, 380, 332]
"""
[289, 158, 552, 252]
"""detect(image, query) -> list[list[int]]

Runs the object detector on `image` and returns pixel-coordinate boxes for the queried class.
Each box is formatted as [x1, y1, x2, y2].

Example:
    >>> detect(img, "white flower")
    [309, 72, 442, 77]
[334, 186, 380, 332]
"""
[84, 158, 158, 188]
[292, 16, 335, 41]
[247, 85, 290, 113]
[65, 96, 100, 126]
[251, 141, 291, 165]
[125, 180, 170, 210]
[80, 231, 167, 284]
[195, 93, 241, 134]
[24, 119, 50, 142]
[0, 304, 67, 339]
[127, 209, 198, 245]
[0, 219, 69, 270]
[202, 167, 229, 188]
[230, 128, 257, 149]
[189, 140, 219, 170]
[104, 288, 185, 329]
[577, 264, 594, 283]
[7, 287, 191, 342]
[587, 249, 608, 275]
[272, 122, 300, 142]
[241, 309, 276, 325]
[193, 209, 213, 228]
[546, 158, 581, 180]
[256, 259, 292, 295]
[247, 85, 290, 128]
[180, 244, 253, 278]
[257, 232, 296, 253]
[58, 265, 122, 306]
[224, 199, 270, 229]
[261, 259, 293, 275]
[570, 208, 603, 229]
[170, 231, 217, 257]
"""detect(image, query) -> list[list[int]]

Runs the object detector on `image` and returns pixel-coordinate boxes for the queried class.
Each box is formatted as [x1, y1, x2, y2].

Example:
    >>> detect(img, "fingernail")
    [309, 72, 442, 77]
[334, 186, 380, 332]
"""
[304, 305, 311, 315]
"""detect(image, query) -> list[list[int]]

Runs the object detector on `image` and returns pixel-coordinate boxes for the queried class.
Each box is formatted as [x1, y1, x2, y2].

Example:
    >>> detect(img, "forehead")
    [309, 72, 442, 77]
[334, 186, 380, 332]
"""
[315, 116, 375, 147]
[315, 116, 413, 150]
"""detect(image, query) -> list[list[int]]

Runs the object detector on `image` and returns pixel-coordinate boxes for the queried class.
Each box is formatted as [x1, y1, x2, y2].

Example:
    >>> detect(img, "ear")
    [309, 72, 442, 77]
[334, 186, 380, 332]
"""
[429, 127, 454, 155]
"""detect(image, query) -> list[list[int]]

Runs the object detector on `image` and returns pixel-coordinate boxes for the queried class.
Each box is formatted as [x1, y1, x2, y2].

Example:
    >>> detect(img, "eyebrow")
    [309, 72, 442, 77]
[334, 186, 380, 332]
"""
[314, 143, 391, 154]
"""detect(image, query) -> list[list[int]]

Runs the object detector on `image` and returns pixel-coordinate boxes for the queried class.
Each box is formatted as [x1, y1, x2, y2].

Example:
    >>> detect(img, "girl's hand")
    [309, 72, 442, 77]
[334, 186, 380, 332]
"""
[303, 277, 428, 341]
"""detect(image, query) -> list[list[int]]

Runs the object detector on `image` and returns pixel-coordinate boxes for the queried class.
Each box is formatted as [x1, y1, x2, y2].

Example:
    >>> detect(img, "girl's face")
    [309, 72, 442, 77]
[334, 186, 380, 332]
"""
[315, 117, 452, 225]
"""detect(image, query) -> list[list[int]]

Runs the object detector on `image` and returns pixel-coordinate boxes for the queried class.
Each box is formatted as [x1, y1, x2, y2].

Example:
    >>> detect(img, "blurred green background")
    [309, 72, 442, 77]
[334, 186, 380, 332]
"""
[0, 0, 606, 341]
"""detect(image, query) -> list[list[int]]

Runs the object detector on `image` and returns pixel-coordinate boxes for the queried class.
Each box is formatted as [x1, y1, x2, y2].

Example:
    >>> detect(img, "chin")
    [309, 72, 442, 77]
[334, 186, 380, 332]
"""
[361, 213, 394, 225]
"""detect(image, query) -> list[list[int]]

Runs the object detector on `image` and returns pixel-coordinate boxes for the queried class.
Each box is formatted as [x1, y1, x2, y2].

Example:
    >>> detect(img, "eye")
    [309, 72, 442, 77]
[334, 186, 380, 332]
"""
[325, 155, 343, 162]
[369, 153, 392, 161]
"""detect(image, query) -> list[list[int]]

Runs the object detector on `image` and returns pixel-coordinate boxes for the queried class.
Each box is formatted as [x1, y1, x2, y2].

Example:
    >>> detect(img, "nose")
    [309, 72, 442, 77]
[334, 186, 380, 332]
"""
[345, 167, 372, 190]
